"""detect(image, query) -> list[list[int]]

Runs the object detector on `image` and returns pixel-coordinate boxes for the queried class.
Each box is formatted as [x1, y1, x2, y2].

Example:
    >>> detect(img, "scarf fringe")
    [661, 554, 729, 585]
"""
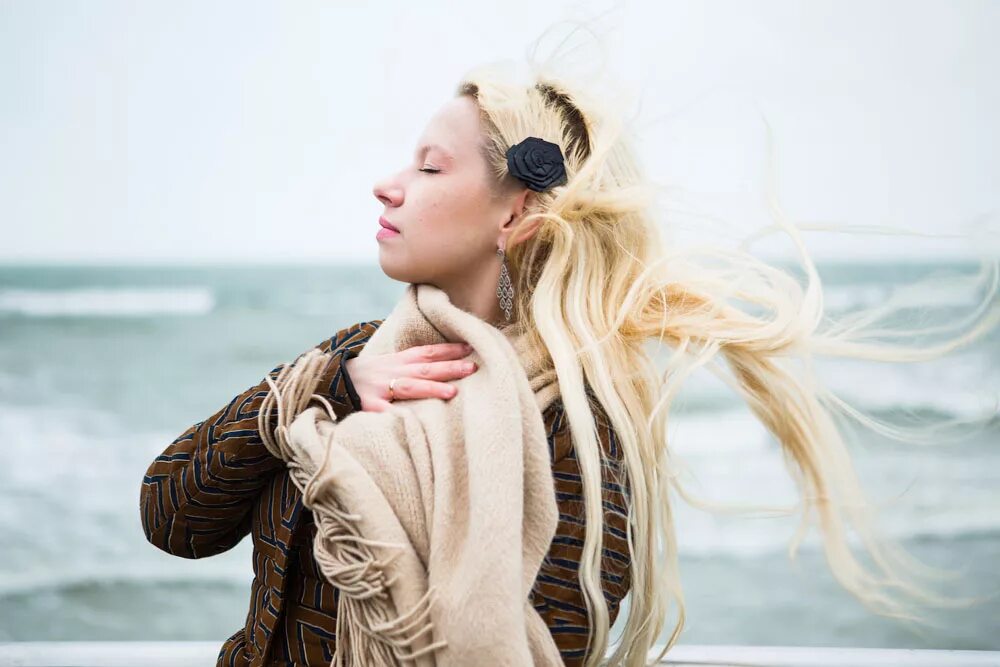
[259, 348, 446, 666]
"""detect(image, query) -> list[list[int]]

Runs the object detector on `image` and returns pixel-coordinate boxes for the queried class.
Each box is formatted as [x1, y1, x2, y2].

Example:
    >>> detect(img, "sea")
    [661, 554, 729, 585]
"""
[0, 260, 997, 651]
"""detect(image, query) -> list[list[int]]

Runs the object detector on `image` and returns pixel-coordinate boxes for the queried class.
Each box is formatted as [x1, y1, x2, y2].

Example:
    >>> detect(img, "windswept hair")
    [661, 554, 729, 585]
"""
[454, 18, 1000, 667]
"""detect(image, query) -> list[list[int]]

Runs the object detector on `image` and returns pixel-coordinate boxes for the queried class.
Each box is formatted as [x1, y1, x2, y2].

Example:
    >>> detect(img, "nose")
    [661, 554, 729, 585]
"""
[372, 174, 401, 208]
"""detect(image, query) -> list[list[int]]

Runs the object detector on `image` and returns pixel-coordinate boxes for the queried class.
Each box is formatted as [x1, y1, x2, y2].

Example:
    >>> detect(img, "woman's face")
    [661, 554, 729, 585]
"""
[372, 95, 517, 288]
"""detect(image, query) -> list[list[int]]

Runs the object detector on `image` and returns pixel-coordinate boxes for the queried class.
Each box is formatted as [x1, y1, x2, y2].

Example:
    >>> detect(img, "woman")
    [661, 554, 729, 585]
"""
[140, 73, 632, 666]
[141, 58, 1000, 667]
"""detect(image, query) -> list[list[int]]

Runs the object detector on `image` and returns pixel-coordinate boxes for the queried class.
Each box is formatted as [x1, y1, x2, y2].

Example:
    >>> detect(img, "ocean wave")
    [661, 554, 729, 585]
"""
[822, 281, 982, 313]
[0, 287, 215, 317]
[0, 565, 252, 599]
[656, 340, 997, 423]
[660, 407, 1000, 558]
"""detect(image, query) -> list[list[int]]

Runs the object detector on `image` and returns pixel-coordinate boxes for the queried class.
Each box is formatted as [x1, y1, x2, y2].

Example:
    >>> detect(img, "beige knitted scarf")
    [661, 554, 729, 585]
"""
[257, 282, 566, 667]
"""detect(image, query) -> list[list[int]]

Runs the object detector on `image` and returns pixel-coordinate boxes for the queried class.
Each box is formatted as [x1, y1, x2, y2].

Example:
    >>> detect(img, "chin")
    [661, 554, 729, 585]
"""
[377, 257, 417, 284]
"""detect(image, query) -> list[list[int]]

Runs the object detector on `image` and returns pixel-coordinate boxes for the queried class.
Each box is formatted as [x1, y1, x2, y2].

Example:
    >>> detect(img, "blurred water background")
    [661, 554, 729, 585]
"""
[0, 260, 997, 649]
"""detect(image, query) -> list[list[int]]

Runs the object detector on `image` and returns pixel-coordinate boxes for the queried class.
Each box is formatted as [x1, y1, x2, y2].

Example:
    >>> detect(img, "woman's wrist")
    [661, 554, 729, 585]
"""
[342, 354, 363, 411]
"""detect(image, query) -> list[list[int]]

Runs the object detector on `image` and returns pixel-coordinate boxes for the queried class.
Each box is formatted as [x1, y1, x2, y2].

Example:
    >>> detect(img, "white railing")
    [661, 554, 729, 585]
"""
[1, 642, 998, 666]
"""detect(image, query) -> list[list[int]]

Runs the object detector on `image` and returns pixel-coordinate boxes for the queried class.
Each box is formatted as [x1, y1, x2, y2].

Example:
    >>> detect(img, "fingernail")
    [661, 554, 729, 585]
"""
[463, 343, 473, 351]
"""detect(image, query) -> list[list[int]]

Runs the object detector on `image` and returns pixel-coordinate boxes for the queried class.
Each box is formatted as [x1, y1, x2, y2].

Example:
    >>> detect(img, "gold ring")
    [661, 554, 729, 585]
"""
[388, 378, 398, 402]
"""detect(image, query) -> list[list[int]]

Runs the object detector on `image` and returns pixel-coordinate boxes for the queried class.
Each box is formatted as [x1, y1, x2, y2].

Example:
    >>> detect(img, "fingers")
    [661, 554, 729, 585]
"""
[385, 377, 459, 402]
[406, 357, 478, 384]
[402, 342, 473, 363]
[374, 343, 477, 407]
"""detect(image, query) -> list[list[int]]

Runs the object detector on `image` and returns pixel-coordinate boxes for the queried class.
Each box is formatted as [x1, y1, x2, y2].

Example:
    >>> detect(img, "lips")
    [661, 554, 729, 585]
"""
[379, 217, 400, 232]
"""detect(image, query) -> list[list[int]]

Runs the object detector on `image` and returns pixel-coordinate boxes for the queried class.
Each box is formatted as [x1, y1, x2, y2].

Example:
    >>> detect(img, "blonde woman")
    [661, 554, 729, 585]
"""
[141, 55, 1000, 666]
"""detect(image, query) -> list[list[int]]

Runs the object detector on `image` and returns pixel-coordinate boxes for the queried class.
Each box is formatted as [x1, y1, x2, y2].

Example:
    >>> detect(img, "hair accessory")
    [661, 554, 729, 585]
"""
[505, 136, 568, 192]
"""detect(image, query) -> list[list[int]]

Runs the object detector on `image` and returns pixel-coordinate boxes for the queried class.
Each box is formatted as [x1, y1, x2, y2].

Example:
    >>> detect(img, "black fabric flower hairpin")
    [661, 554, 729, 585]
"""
[505, 136, 568, 192]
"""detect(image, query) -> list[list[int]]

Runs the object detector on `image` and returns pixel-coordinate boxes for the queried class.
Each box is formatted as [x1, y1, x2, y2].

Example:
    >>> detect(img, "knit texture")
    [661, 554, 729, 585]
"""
[256, 282, 565, 666]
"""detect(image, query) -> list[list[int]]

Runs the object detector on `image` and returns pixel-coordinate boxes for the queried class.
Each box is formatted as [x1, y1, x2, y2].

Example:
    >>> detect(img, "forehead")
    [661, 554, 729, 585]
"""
[415, 96, 483, 160]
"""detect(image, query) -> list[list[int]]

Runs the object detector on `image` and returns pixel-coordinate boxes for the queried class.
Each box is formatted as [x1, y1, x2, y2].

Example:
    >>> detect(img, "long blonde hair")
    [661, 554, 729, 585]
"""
[454, 34, 1000, 667]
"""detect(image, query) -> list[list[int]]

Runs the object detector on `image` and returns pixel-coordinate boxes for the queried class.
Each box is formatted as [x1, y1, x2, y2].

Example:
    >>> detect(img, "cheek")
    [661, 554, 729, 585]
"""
[419, 178, 489, 238]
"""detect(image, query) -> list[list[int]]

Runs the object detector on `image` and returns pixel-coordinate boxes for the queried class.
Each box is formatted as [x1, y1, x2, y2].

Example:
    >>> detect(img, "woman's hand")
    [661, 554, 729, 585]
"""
[343, 342, 478, 412]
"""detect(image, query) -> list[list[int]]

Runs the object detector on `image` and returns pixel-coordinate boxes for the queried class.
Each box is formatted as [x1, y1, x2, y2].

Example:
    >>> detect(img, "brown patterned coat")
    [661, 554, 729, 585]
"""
[140, 320, 632, 666]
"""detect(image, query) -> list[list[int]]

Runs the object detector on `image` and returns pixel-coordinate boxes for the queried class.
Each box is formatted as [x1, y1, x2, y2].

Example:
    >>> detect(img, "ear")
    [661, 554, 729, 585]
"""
[513, 188, 534, 217]
[502, 190, 540, 246]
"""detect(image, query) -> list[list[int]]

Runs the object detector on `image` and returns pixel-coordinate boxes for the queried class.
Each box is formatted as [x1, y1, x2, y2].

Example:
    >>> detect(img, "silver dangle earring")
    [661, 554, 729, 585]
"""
[496, 245, 514, 322]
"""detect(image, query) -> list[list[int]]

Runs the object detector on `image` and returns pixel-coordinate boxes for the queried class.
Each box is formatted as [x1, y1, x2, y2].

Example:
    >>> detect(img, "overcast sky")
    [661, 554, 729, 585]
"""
[1, 0, 997, 264]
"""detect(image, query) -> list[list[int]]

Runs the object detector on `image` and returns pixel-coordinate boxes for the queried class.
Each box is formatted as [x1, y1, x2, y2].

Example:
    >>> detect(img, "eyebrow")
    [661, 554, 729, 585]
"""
[414, 143, 455, 161]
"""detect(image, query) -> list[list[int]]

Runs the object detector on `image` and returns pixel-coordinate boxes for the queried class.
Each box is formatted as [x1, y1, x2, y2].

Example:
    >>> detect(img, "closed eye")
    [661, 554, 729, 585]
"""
[419, 167, 440, 174]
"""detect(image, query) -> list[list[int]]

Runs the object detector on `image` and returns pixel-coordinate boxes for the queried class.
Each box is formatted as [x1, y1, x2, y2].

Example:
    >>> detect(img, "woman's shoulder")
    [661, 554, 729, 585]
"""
[308, 319, 385, 357]
[336, 319, 385, 346]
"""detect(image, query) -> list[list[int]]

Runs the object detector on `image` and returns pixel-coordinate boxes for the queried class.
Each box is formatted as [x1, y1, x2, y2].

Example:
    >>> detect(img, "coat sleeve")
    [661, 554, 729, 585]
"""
[530, 393, 633, 667]
[139, 319, 384, 559]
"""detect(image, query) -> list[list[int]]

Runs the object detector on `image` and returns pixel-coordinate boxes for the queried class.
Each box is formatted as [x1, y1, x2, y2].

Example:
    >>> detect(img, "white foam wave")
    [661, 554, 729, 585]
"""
[664, 410, 1000, 557]
[0, 287, 215, 316]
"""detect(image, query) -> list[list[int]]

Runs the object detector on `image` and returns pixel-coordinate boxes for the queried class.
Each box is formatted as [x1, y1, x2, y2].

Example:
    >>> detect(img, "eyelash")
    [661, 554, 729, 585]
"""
[419, 167, 440, 174]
